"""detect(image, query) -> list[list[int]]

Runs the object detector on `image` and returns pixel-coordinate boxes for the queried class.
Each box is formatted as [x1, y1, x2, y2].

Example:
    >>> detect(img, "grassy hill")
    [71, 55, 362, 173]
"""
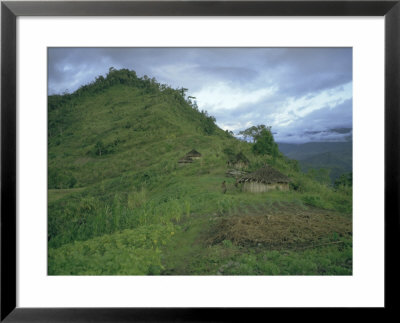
[48, 68, 352, 275]
[278, 142, 352, 182]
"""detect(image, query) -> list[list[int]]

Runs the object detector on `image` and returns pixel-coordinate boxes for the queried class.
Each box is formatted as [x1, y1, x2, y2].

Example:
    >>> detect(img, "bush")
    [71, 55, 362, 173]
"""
[94, 138, 121, 156]
[48, 168, 77, 189]
[302, 194, 324, 208]
[334, 172, 352, 188]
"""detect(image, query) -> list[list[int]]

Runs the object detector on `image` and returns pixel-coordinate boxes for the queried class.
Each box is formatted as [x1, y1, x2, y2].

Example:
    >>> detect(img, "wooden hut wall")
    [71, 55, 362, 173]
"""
[243, 182, 289, 193]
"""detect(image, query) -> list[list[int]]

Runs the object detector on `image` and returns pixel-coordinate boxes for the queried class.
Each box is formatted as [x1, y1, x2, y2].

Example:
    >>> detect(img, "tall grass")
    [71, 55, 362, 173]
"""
[48, 190, 192, 248]
[49, 223, 175, 275]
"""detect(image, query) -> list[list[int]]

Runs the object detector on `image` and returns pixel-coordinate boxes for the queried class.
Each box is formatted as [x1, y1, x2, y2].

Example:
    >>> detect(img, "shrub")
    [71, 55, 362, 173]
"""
[302, 194, 324, 208]
[48, 168, 77, 189]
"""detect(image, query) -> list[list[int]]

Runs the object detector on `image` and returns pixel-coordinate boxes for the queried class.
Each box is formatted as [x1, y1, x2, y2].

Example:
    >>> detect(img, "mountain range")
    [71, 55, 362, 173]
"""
[278, 141, 352, 182]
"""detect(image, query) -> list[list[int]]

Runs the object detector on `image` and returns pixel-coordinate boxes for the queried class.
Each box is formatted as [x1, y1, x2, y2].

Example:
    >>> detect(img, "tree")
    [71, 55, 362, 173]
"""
[179, 87, 188, 98]
[225, 129, 234, 137]
[247, 125, 279, 159]
[203, 115, 216, 135]
[95, 140, 106, 156]
[238, 125, 268, 143]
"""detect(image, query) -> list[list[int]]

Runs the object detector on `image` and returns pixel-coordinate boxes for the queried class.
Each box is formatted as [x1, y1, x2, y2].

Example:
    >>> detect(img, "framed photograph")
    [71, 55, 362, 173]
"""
[1, 0, 399, 321]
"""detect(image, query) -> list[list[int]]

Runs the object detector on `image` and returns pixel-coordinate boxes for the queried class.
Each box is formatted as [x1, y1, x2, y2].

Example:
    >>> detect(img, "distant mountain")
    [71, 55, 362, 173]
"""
[278, 141, 352, 182]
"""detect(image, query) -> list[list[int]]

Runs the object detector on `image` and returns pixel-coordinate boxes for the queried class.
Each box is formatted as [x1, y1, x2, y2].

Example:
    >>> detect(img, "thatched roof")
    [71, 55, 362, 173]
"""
[238, 165, 290, 184]
[178, 156, 193, 164]
[186, 149, 202, 157]
[226, 169, 248, 178]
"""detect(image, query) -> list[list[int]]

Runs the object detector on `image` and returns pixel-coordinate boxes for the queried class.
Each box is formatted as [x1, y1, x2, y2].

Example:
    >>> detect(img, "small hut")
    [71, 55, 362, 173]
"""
[238, 165, 290, 193]
[178, 149, 202, 165]
[178, 156, 194, 165]
[185, 149, 202, 160]
[227, 151, 249, 169]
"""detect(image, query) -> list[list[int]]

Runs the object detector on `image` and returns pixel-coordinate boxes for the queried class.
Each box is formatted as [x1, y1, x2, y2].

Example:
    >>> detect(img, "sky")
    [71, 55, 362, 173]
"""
[48, 48, 352, 143]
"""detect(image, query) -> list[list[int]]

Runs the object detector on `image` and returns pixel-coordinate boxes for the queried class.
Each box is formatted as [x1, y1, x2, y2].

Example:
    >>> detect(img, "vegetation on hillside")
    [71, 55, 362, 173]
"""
[48, 68, 352, 275]
[278, 142, 352, 182]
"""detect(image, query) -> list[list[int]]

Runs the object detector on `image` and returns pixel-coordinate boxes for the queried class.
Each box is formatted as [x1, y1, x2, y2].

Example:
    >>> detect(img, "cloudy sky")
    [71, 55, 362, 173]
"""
[48, 48, 352, 143]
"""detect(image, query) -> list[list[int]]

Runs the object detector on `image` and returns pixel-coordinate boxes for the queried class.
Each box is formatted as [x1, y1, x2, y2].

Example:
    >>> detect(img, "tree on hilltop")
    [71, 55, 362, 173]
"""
[240, 124, 279, 159]
[238, 125, 268, 143]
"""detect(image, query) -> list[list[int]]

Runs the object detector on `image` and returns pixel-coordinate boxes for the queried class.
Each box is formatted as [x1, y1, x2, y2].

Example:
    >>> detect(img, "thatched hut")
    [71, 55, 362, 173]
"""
[178, 149, 202, 165]
[178, 156, 194, 165]
[238, 165, 290, 192]
[186, 149, 202, 160]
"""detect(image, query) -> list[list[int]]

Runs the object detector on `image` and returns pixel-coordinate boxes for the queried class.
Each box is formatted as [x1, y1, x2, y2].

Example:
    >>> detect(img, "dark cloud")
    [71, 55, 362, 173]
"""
[258, 48, 352, 97]
[330, 127, 352, 134]
[273, 99, 353, 143]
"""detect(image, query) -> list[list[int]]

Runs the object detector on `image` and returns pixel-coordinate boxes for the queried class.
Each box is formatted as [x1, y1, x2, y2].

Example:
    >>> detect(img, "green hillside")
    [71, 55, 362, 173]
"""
[48, 68, 352, 275]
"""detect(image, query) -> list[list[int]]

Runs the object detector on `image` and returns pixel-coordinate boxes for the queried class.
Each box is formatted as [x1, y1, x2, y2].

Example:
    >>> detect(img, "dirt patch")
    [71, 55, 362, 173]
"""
[206, 204, 352, 249]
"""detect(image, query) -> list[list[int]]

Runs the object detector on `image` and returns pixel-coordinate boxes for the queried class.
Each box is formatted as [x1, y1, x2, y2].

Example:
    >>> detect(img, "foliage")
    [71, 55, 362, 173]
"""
[200, 110, 217, 135]
[251, 127, 279, 159]
[238, 125, 279, 158]
[48, 168, 77, 189]
[238, 125, 267, 143]
[307, 168, 331, 186]
[94, 138, 122, 156]
[334, 172, 352, 188]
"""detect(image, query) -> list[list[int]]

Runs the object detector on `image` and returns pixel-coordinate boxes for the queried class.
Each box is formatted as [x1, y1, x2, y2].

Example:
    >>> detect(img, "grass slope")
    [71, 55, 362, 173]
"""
[48, 69, 352, 275]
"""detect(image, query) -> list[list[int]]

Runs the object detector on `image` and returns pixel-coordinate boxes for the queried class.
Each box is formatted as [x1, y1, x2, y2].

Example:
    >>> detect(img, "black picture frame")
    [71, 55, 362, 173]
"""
[1, 1, 399, 321]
